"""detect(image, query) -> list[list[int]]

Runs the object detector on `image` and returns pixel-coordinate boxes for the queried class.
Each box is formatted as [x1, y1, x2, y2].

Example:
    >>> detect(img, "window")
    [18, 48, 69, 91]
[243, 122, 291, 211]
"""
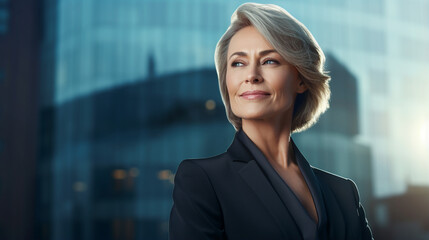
[375, 203, 389, 227]
[0, 1, 9, 35]
[370, 110, 390, 137]
[369, 68, 388, 95]
[400, 37, 429, 62]
[93, 166, 137, 201]
[399, 0, 429, 28]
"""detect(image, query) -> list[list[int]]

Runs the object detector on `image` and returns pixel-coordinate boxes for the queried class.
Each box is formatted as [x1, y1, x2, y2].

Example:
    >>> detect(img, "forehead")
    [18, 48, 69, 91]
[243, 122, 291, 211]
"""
[228, 26, 274, 55]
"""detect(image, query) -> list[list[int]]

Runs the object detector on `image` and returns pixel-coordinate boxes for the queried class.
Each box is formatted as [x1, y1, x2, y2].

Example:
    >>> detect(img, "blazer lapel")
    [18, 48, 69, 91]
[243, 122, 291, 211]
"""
[292, 140, 328, 230]
[228, 131, 302, 240]
[317, 173, 346, 239]
[293, 139, 346, 239]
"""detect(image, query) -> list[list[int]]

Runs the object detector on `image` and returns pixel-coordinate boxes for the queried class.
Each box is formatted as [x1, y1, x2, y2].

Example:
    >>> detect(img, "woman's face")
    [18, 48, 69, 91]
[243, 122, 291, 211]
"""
[226, 26, 307, 123]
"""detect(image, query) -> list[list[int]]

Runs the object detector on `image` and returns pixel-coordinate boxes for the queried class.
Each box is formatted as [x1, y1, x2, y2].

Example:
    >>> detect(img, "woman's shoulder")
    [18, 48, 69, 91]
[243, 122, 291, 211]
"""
[311, 167, 373, 238]
[311, 166, 350, 184]
[311, 166, 361, 205]
[172, 152, 235, 197]
[175, 151, 232, 176]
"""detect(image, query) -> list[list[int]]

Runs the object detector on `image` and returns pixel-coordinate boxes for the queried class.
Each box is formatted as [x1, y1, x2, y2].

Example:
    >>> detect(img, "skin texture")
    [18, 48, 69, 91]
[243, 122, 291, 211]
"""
[226, 26, 318, 223]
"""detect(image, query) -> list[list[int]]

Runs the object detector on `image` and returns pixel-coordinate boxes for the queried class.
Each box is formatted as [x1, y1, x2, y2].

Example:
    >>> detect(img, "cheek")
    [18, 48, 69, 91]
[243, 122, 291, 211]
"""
[225, 73, 241, 113]
[274, 74, 298, 103]
[226, 73, 238, 97]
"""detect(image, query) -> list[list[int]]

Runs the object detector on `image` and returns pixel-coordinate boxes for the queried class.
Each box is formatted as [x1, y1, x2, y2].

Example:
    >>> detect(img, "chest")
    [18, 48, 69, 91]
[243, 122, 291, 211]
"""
[275, 167, 319, 224]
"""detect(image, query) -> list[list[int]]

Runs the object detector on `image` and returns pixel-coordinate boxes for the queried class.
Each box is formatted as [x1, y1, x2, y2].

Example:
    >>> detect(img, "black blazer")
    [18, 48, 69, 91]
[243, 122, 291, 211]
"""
[169, 130, 373, 240]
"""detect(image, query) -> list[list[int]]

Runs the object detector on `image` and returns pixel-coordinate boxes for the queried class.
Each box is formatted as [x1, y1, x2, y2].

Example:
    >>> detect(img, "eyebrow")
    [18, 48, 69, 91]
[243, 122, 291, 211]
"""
[228, 49, 278, 60]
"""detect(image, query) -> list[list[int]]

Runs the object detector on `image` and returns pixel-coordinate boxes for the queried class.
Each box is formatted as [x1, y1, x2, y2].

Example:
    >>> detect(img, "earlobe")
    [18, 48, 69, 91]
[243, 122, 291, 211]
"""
[296, 80, 308, 94]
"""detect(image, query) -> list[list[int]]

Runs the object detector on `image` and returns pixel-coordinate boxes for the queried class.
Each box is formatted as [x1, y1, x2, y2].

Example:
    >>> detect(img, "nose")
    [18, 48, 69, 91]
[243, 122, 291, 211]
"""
[245, 64, 263, 84]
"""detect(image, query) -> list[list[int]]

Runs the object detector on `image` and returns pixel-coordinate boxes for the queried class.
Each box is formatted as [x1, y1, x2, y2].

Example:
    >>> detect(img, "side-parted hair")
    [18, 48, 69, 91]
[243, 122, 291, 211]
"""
[214, 3, 331, 133]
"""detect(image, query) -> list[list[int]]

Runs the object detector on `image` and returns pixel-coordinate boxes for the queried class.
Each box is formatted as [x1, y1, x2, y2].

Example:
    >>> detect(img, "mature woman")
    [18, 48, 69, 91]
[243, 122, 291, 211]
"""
[169, 3, 373, 240]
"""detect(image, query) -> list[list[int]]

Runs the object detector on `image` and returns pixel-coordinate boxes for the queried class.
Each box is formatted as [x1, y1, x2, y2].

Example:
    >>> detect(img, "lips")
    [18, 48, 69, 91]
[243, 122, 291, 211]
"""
[239, 90, 270, 100]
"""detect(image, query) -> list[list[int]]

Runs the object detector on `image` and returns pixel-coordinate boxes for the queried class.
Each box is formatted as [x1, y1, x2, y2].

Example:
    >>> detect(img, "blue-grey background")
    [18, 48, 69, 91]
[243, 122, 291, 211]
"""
[1, 0, 429, 239]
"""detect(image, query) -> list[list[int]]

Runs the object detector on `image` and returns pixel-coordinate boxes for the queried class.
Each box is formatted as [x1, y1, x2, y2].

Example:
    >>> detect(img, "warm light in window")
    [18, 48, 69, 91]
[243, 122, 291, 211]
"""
[158, 170, 172, 180]
[73, 181, 87, 192]
[113, 169, 127, 180]
[205, 99, 216, 110]
[169, 173, 175, 184]
[129, 167, 139, 177]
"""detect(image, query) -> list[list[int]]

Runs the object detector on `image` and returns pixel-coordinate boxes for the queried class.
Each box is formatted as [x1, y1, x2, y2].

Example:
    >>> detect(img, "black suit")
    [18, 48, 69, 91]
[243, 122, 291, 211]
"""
[169, 129, 373, 240]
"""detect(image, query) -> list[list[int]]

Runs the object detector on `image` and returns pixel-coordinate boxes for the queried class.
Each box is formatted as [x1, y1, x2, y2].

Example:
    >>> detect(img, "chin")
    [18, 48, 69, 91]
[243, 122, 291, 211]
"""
[236, 110, 269, 120]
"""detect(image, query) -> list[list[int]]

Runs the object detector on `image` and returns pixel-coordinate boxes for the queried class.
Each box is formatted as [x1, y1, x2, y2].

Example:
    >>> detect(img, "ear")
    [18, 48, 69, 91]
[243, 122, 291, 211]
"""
[296, 78, 308, 94]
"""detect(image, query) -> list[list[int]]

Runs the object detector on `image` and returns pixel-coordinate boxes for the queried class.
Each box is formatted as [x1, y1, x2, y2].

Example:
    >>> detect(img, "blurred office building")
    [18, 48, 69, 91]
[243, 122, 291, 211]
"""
[0, 0, 428, 240]
[36, 1, 233, 239]
[372, 185, 429, 240]
[37, 62, 231, 240]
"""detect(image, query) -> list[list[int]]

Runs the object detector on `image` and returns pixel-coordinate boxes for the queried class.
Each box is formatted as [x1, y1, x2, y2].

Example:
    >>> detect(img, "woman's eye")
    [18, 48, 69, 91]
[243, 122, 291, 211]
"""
[263, 59, 278, 65]
[231, 62, 244, 67]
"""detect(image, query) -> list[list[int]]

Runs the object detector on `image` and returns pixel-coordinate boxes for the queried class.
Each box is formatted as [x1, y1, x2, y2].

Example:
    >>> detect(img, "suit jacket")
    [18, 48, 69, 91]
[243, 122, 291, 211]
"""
[169, 129, 373, 240]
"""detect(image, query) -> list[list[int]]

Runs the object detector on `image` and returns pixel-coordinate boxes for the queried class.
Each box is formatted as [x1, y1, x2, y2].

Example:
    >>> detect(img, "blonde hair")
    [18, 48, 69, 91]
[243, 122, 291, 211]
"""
[214, 3, 330, 133]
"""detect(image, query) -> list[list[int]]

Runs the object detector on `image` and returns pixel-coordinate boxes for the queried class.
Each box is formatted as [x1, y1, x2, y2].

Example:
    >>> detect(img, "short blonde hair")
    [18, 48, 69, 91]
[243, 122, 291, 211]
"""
[214, 3, 330, 133]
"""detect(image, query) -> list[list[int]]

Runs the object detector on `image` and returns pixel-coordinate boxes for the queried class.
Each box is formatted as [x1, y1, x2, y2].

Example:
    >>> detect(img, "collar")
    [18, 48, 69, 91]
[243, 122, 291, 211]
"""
[228, 128, 328, 238]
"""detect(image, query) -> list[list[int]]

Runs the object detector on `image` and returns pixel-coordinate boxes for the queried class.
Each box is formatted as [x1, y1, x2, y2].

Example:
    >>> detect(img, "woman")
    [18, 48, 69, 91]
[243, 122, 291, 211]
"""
[169, 3, 373, 240]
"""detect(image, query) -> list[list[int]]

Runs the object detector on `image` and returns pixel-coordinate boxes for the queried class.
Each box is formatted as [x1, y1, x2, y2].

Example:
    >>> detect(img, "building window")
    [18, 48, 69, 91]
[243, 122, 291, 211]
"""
[112, 219, 135, 240]
[369, 68, 388, 95]
[375, 203, 389, 227]
[94, 219, 136, 240]
[93, 166, 137, 201]
[0, 1, 9, 35]
[370, 110, 390, 137]
[399, 0, 429, 28]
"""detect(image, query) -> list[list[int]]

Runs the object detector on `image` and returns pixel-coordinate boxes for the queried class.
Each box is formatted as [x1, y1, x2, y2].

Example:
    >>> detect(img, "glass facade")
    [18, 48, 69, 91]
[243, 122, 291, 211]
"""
[51, 0, 231, 105]
[37, 65, 234, 239]
[36, 0, 429, 239]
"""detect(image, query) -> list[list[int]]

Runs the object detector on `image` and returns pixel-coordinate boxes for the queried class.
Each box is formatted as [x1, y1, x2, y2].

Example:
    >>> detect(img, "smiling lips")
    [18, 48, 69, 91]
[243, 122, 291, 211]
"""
[240, 90, 270, 100]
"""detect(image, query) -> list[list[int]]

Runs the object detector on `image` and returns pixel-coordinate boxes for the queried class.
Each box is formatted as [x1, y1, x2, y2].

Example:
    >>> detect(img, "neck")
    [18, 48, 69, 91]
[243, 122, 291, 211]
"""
[241, 114, 295, 169]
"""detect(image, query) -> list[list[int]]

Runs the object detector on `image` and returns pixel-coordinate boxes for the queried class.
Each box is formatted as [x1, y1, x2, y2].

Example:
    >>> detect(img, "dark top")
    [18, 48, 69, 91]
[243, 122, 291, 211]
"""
[237, 130, 327, 240]
[169, 129, 374, 240]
